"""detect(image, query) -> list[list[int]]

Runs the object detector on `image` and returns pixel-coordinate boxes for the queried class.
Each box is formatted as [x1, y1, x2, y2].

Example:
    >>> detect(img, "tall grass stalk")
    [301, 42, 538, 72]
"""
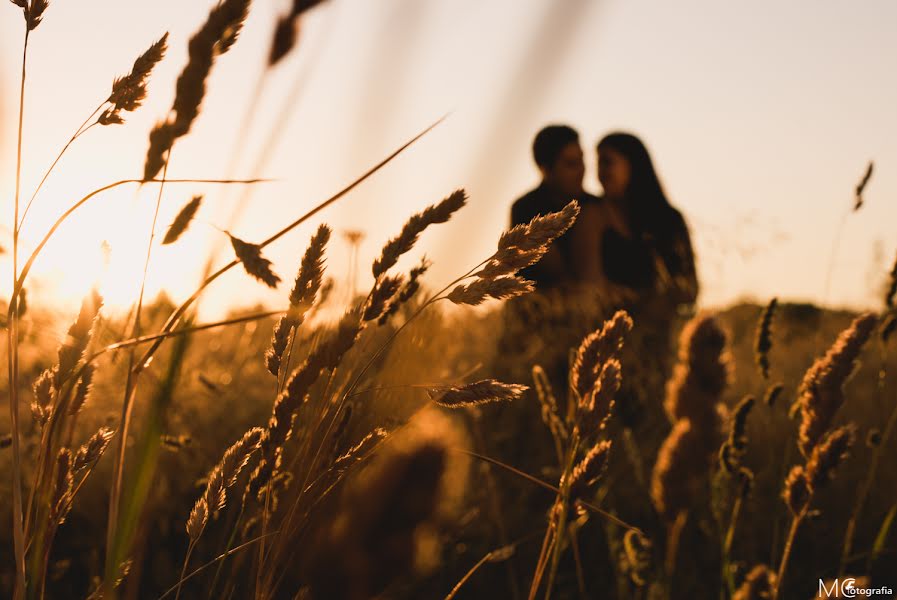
[105, 158, 173, 586]
[772, 507, 806, 600]
[8, 23, 31, 600]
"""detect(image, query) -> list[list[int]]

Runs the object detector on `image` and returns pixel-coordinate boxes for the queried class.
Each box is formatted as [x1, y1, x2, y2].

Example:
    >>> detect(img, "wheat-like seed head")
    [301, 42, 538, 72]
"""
[363, 274, 404, 322]
[372, 190, 467, 278]
[651, 419, 707, 521]
[754, 297, 777, 379]
[664, 312, 729, 427]
[268, 0, 327, 66]
[783, 465, 809, 515]
[229, 234, 281, 288]
[31, 368, 55, 426]
[56, 290, 103, 389]
[720, 395, 755, 475]
[68, 364, 94, 416]
[577, 359, 621, 437]
[253, 310, 363, 493]
[377, 257, 430, 325]
[289, 224, 330, 309]
[763, 382, 784, 407]
[186, 499, 208, 542]
[570, 310, 632, 400]
[144, 0, 253, 179]
[199, 426, 264, 526]
[50, 449, 74, 525]
[24, 0, 49, 30]
[446, 276, 534, 305]
[496, 200, 580, 252]
[103, 33, 169, 125]
[427, 380, 528, 408]
[532, 365, 566, 441]
[567, 440, 612, 500]
[853, 160, 873, 211]
[797, 313, 876, 456]
[476, 246, 548, 280]
[266, 225, 332, 375]
[805, 425, 854, 492]
[73, 427, 115, 474]
[162, 195, 202, 245]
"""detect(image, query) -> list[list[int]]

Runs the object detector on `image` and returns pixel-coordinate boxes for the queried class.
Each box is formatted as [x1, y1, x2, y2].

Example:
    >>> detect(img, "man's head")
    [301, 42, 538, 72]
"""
[533, 125, 585, 199]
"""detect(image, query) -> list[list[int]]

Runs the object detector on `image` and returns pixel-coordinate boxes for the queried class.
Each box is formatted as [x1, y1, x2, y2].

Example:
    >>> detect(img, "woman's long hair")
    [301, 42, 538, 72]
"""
[597, 132, 675, 240]
[598, 132, 697, 297]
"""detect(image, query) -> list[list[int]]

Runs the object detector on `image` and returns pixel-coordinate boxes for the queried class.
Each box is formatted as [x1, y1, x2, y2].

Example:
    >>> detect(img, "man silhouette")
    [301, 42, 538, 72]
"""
[510, 124, 601, 290]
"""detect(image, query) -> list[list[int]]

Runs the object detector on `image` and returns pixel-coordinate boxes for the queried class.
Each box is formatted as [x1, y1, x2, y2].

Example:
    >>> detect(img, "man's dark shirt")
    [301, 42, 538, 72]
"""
[510, 183, 601, 290]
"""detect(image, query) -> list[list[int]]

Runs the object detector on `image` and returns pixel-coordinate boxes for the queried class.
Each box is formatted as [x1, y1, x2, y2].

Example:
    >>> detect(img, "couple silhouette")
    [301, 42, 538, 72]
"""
[502, 125, 699, 435]
[511, 124, 698, 316]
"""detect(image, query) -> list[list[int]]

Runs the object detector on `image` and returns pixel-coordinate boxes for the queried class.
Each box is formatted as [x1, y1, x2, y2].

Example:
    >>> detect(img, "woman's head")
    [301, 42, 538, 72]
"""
[597, 132, 672, 230]
[597, 132, 666, 203]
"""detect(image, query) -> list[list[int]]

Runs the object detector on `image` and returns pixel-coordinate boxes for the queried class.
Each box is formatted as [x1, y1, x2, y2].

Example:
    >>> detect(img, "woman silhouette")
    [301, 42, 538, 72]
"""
[591, 132, 698, 311]
[588, 132, 699, 434]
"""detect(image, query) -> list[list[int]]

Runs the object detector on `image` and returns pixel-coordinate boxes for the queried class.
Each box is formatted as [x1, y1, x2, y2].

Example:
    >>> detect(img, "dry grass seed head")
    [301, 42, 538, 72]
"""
[664, 312, 730, 426]
[364, 274, 404, 322]
[289, 224, 331, 309]
[162, 195, 202, 245]
[783, 465, 810, 515]
[206, 427, 264, 514]
[427, 379, 528, 408]
[720, 395, 754, 474]
[496, 200, 580, 252]
[372, 189, 467, 278]
[143, 0, 252, 179]
[266, 225, 331, 375]
[32, 368, 55, 425]
[68, 364, 94, 416]
[51, 449, 74, 525]
[754, 297, 777, 379]
[186, 498, 208, 541]
[651, 419, 712, 521]
[56, 289, 103, 387]
[797, 313, 876, 456]
[854, 161, 874, 211]
[25, 0, 49, 30]
[571, 310, 633, 400]
[763, 382, 784, 408]
[446, 276, 534, 306]
[805, 425, 855, 492]
[103, 32, 169, 125]
[567, 439, 612, 499]
[477, 246, 549, 280]
[73, 427, 115, 474]
[377, 257, 431, 325]
[229, 234, 281, 288]
[578, 359, 622, 436]
[268, 0, 327, 66]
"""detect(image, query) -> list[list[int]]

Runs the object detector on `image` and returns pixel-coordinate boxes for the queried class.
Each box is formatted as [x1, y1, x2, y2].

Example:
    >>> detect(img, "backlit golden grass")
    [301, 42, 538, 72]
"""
[2, 2, 897, 599]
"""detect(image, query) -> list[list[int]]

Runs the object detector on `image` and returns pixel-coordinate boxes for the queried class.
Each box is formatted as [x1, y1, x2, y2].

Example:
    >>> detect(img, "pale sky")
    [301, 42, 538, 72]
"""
[1, 0, 896, 323]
